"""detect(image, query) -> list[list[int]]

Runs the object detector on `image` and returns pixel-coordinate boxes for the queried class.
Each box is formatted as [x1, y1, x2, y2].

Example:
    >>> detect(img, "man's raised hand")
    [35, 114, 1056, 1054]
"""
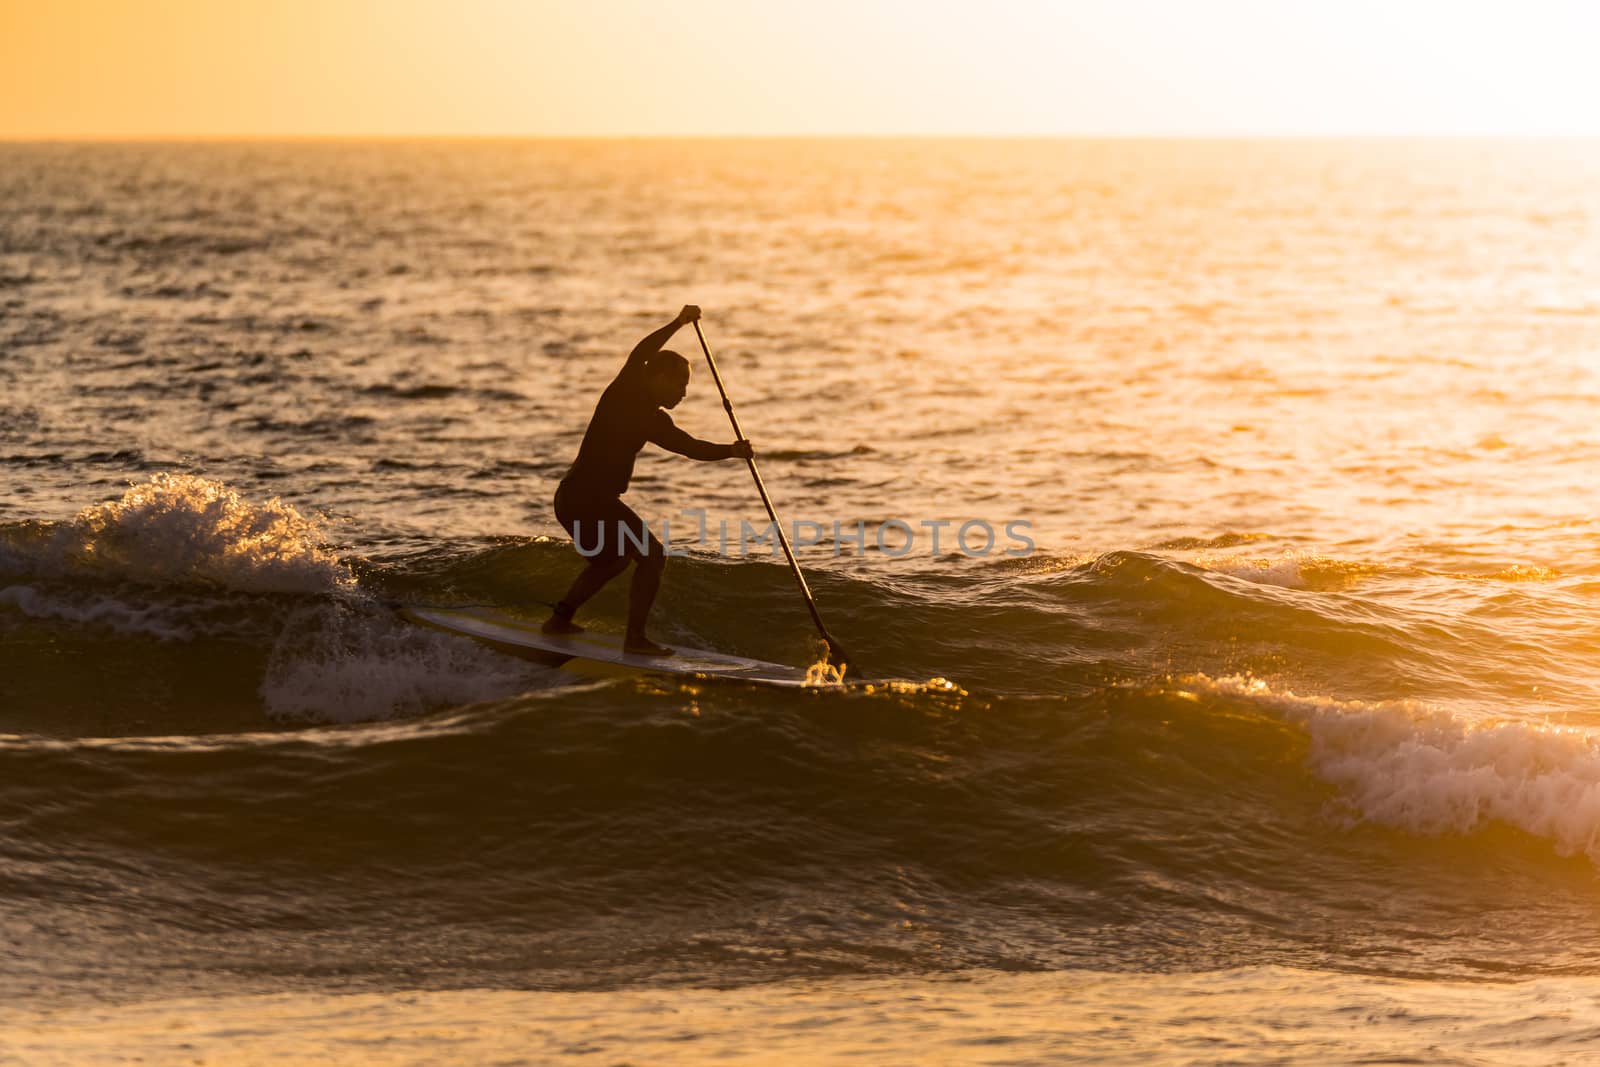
[677, 304, 701, 325]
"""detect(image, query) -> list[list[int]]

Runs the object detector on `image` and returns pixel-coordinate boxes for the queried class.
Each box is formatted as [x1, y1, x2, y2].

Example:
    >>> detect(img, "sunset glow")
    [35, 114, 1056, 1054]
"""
[5, 0, 1600, 138]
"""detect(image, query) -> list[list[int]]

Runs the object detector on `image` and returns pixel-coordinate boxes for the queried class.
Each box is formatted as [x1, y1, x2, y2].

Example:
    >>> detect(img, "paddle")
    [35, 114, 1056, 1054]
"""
[691, 319, 851, 672]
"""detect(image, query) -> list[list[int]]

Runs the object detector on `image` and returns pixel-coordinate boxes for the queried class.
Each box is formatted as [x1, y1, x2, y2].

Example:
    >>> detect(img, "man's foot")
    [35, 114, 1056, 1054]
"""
[542, 615, 584, 635]
[624, 634, 674, 657]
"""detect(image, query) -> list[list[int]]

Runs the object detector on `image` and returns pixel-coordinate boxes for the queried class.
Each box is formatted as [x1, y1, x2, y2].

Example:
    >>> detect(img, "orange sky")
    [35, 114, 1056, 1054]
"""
[4, 0, 1600, 137]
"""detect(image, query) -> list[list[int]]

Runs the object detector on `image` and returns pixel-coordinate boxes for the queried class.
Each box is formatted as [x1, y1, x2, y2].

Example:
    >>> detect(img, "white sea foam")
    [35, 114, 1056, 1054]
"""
[1195, 552, 1383, 591]
[260, 604, 543, 724]
[26, 474, 352, 593]
[0, 584, 196, 641]
[1186, 674, 1600, 863]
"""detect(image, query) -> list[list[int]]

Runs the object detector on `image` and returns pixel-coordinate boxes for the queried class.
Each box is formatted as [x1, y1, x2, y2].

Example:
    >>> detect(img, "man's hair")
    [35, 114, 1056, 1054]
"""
[644, 350, 690, 377]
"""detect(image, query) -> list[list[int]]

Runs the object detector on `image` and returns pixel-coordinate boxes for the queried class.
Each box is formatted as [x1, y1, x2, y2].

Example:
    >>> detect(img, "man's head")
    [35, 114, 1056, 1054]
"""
[644, 350, 691, 408]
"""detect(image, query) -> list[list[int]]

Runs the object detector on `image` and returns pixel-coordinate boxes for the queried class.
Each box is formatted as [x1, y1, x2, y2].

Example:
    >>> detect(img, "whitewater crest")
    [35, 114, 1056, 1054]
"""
[23, 474, 353, 594]
[1186, 673, 1600, 865]
[261, 603, 542, 723]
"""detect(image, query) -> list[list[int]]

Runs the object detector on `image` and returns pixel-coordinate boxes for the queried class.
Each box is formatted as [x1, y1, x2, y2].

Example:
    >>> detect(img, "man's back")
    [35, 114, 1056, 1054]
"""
[563, 369, 668, 500]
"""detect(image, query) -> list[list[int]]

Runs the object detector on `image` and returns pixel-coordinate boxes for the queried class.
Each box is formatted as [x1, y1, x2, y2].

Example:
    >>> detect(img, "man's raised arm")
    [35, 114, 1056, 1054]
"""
[620, 304, 700, 378]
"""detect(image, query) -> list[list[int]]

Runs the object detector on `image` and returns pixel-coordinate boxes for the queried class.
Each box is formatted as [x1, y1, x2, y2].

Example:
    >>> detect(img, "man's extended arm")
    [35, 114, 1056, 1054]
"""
[649, 416, 753, 461]
[620, 304, 700, 378]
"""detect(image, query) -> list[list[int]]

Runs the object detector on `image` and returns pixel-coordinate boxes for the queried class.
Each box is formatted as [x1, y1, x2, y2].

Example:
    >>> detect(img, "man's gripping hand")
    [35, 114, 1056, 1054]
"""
[676, 304, 701, 325]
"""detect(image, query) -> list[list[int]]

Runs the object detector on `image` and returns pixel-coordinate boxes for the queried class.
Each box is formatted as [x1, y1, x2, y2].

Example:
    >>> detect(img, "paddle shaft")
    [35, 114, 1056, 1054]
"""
[691, 321, 847, 667]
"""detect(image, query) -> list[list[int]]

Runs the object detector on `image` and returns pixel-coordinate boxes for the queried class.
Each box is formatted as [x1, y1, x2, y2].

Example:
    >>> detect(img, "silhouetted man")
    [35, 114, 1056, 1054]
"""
[543, 305, 752, 654]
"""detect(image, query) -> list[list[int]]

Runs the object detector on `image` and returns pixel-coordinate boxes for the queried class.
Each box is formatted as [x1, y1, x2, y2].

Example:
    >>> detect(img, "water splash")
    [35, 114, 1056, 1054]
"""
[23, 474, 353, 593]
[805, 657, 848, 687]
[260, 602, 544, 723]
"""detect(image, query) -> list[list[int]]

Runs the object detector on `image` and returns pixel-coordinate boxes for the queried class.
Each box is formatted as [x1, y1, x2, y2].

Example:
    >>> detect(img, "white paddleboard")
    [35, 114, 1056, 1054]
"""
[400, 604, 829, 689]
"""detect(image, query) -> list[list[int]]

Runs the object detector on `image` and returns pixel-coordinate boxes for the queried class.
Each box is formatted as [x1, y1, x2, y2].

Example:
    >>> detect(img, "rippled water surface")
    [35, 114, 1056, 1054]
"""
[3, 139, 1600, 1062]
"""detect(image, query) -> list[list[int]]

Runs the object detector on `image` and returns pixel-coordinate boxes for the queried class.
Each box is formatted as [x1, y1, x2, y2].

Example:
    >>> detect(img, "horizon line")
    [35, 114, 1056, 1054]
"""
[7, 132, 1600, 144]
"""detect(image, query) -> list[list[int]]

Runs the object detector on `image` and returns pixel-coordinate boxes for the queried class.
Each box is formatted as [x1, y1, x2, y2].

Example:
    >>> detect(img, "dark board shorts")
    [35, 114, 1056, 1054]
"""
[554, 482, 660, 562]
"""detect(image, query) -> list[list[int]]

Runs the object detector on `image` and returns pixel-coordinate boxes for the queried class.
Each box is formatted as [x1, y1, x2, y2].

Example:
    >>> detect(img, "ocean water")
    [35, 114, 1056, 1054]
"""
[3, 139, 1600, 1063]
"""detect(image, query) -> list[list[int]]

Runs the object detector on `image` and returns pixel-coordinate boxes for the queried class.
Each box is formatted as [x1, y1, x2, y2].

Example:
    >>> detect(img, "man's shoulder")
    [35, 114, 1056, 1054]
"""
[597, 374, 648, 407]
[596, 378, 665, 422]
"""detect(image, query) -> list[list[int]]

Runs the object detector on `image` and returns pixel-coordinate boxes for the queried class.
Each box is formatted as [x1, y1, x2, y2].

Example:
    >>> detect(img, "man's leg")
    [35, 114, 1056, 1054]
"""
[623, 542, 670, 655]
[543, 553, 630, 635]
